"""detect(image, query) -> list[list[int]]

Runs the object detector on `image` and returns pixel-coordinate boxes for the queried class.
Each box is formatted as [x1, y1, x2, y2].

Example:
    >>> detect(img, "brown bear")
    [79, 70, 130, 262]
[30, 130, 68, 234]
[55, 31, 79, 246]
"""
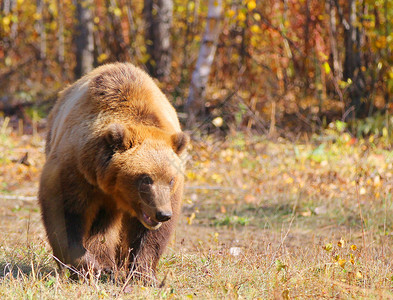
[39, 63, 189, 282]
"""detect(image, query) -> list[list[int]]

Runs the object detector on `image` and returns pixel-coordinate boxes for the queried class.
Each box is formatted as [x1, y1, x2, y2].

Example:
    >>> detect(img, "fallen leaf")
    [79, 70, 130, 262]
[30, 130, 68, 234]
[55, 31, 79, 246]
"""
[187, 212, 196, 225]
[229, 247, 242, 256]
[314, 206, 327, 215]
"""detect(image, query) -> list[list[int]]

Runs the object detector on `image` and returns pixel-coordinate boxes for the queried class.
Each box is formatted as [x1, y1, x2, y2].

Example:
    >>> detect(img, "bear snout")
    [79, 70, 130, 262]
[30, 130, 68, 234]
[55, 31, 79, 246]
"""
[155, 210, 172, 222]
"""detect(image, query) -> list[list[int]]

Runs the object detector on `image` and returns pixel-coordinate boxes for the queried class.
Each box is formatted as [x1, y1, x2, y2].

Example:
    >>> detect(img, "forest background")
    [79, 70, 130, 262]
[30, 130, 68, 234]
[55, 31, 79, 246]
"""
[2, 0, 393, 135]
[1, 0, 393, 298]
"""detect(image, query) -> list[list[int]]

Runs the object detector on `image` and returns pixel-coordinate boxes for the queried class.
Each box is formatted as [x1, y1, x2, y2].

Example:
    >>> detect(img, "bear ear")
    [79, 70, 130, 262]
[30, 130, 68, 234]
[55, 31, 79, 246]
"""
[105, 123, 132, 151]
[91, 74, 107, 97]
[171, 132, 189, 155]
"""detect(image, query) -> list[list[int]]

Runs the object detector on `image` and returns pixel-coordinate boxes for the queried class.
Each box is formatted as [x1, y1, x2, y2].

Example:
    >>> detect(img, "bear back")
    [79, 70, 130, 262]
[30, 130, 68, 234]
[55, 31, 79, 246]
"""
[46, 63, 182, 159]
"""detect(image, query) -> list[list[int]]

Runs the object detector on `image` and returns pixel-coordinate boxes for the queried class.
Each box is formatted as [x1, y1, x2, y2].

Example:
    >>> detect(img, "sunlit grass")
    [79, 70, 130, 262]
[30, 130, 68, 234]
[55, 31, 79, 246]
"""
[1, 126, 393, 298]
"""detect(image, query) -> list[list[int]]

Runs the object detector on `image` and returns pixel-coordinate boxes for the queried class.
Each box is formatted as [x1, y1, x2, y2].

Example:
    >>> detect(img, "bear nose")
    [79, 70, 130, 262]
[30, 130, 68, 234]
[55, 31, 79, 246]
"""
[156, 211, 172, 222]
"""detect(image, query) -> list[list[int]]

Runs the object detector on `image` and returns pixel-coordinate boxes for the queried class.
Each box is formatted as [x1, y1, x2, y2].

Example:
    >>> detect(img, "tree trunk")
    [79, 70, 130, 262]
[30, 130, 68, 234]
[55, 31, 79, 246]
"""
[9, 0, 17, 40]
[327, 0, 341, 79]
[186, 0, 223, 125]
[2, 0, 11, 13]
[342, 0, 365, 118]
[125, 0, 144, 63]
[36, 0, 46, 60]
[74, 0, 94, 79]
[126, 0, 137, 58]
[143, 0, 173, 79]
[343, 0, 356, 81]
[303, 0, 311, 87]
[57, 0, 65, 80]
[382, 1, 389, 91]
[106, 0, 129, 61]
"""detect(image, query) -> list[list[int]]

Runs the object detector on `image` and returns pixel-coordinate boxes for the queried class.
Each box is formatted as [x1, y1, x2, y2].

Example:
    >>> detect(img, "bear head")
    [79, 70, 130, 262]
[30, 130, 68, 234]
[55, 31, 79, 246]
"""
[96, 123, 189, 230]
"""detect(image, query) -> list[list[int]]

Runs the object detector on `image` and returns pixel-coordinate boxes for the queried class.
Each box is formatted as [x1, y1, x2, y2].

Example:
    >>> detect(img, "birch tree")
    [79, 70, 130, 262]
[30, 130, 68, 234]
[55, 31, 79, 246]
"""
[3, 0, 18, 47]
[144, 0, 173, 79]
[186, 0, 222, 124]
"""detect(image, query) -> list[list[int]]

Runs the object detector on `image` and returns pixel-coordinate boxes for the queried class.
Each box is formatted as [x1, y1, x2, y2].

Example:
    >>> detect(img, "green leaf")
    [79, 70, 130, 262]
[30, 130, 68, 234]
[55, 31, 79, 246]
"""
[275, 259, 287, 272]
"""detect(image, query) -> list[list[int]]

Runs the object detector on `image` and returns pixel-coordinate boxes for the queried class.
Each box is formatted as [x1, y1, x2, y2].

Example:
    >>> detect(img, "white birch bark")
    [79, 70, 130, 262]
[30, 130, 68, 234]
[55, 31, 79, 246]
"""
[186, 0, 222, 123]
[2, 0, 11, 14]
[10, 0, 17, 40]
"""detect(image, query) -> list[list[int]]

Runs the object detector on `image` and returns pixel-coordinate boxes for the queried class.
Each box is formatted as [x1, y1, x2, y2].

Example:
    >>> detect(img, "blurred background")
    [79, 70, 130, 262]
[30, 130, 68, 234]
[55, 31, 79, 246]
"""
[1, 2, 393, 297]
[1, 0, 393, 139]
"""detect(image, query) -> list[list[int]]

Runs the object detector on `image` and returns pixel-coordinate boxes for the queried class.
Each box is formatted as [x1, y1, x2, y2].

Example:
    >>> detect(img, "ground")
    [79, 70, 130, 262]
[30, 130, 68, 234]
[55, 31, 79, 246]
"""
[0, 123, 393, 299]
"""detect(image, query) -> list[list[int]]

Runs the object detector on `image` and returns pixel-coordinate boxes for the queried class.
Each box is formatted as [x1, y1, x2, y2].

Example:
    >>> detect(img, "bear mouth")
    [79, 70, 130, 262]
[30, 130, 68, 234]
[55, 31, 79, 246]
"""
[140, 211, 162, 230]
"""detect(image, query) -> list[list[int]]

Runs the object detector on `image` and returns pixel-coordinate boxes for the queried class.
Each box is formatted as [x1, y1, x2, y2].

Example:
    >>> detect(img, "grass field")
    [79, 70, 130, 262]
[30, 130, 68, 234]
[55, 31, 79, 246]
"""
[1, 125, 393, 299]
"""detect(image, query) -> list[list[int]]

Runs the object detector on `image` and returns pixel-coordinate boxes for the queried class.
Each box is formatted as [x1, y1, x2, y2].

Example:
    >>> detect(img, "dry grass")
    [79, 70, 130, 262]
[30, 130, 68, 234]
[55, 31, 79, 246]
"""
[1, 126, 393, 299]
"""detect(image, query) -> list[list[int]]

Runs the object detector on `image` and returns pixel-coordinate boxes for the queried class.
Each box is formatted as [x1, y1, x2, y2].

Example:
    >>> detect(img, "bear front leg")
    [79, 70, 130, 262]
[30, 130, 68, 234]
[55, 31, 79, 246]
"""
[62, 202, 115, 274]
[83, 206, 123, 272]
[120, 216, 175, 285]
[49, 205, 98, 272]
[62, 210, 91, 268]
[39, 164, 77, 268]
[39, 165, 99, 272]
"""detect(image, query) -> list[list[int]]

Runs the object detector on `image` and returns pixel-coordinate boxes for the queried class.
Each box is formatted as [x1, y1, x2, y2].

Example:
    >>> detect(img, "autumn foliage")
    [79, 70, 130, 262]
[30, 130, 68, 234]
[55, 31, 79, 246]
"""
[2, 1, 393, 297]
[1, 0, 393, 135]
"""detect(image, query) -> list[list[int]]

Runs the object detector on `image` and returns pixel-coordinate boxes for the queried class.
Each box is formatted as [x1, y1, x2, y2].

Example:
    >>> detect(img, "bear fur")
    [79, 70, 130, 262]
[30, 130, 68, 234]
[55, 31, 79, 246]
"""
[39, 63, 188, 282]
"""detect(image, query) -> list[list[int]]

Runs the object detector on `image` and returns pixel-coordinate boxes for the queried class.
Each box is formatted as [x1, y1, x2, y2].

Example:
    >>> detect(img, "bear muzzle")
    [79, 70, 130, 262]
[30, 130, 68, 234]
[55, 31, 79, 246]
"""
[139, 200, 173, 229]
[141, 210, 162, 230]
[155, 210, 172, 222]
[138, 208, 172, 230]
[137, 180, 173, 230]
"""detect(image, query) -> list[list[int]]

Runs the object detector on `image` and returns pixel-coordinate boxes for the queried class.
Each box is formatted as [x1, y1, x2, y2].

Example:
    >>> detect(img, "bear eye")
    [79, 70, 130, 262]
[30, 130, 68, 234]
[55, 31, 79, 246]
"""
[141, 175, 153, 186]
[169, 178, 175, 187]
